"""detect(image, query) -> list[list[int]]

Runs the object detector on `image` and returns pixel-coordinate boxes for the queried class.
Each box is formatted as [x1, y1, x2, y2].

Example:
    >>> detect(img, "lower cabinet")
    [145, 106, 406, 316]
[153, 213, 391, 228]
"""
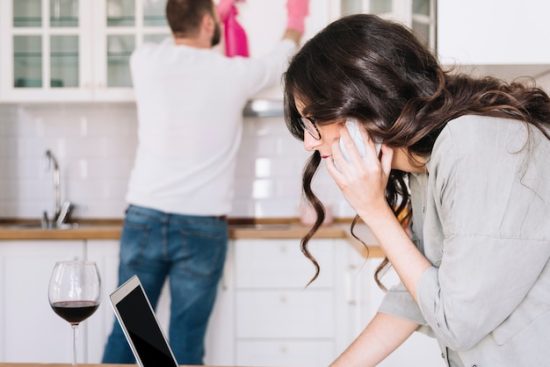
[85, 239, 121, 363]
[0, 238, 444, 366]
[0, 241, 85, 363]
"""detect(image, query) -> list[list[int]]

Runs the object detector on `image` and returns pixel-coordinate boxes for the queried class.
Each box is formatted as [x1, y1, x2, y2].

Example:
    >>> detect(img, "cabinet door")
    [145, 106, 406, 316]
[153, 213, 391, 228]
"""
[84, 239, 120, 363]
[0, 241, 85, 362]
[337, 0, 436, 50]
[235, 239, 335, 289]
[236, 340, 335, 367]
[92, 0, 170, 102]
[0, 0, 94, 102]
[438, 0, 550, 64]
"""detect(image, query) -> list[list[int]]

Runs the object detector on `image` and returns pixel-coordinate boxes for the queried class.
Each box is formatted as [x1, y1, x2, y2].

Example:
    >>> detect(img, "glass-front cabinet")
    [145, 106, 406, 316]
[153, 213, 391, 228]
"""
[94, 0, 169, 100]
[0, 0, 170, 102]
[0, 0, 93, 101]
[338, 0, 436, 51]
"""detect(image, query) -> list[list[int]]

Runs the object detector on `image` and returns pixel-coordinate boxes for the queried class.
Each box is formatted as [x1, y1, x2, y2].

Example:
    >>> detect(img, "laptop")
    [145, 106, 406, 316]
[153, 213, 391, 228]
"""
[109, 275, 179, 367]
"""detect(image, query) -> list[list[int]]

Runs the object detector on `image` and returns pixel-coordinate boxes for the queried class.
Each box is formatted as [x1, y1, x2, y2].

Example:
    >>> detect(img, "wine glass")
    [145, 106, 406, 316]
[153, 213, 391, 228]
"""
[48, 261, 101, 366]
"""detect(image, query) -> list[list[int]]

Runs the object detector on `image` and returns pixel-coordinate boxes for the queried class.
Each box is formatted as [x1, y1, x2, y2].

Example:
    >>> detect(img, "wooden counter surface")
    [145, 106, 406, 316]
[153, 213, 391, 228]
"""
[0, 220, 384, 258]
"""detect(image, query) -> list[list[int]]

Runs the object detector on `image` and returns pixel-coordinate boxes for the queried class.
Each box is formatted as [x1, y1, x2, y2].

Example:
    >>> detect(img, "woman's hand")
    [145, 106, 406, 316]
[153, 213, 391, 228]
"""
[325, 125, 394, 224]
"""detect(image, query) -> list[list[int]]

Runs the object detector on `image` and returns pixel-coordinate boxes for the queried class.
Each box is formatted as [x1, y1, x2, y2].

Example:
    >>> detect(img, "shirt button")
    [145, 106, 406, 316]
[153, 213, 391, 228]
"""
[440, 353, 445, 359]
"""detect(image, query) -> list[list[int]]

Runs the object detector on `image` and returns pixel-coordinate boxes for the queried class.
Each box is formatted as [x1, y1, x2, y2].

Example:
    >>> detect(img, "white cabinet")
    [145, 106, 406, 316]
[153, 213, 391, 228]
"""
[84, 239, 121, 363]
[334, 0, 436, 50]
[0, 237, 444, 365]
[0, 0, 335, 102]
[437, 0, 550, 65]
[232, 239, 340, 367]
[0, 240, 85, 363]
[0, 0, 170, 102]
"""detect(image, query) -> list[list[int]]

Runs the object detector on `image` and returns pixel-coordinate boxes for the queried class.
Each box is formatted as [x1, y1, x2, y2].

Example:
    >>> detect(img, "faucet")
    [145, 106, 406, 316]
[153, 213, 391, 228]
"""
[44, 150, 74, 228]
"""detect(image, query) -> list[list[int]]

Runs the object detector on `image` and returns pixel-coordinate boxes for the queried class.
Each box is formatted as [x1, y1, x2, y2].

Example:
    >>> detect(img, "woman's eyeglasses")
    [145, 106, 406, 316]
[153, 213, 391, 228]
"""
[300, 116, 321, 140]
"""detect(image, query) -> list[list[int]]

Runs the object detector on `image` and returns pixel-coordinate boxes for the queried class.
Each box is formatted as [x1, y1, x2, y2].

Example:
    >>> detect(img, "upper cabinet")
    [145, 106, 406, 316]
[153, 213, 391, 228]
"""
[0, 0, 170, 102]
[437, 0, 550, 65]
[334, 0, 436, 50]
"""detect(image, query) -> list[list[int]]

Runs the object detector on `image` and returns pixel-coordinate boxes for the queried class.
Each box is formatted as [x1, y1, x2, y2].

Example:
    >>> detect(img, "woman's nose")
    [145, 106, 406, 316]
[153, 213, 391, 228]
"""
[303, 132, 321, 151]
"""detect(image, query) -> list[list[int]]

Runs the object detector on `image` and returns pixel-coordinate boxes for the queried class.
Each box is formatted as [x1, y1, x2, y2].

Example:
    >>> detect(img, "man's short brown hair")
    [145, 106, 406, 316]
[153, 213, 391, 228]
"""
[166, 0, 215, 38]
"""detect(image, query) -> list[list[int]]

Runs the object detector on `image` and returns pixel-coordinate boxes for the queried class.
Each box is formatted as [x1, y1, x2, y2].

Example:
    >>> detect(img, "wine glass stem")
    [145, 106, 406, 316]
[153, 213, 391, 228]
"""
[72, 324, 78, 366]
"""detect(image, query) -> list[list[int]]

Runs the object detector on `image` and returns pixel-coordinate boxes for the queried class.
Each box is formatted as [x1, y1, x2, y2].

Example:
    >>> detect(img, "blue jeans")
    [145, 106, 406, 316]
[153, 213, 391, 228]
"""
[102, 205, 228, 365]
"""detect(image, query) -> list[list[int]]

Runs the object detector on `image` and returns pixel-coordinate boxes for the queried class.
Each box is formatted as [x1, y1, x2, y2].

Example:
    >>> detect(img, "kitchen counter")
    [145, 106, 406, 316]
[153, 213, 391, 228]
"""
[0, 219, 384, 257]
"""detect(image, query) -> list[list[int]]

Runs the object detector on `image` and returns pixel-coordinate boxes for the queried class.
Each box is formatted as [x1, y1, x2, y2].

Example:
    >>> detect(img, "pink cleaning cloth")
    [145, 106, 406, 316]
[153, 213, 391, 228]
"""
[286, 0, 309, 33]
[224, 4, 249, 57]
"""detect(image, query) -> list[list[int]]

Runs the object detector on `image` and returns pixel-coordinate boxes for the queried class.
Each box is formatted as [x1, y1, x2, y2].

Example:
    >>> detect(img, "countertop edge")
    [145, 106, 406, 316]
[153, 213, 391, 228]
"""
[0, 223, 385, 258]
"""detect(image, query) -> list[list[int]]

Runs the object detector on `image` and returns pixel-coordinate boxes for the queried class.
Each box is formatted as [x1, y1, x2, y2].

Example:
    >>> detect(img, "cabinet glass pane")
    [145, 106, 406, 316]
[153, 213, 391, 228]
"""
[413, 0, 430, 16]
[107, 0, 135, 27]
[107, 35, 135, 87]
[412, 20, 430, 47]
[143, 34, 169, 44]
[13, 0, 42, 27]
[143, 0, 167, 26]
[369, 0, 392, 14]
[50, 36, 79, 87]
[50, 0, 79, 27]
[341, 0, 363, 16]
[13, 36, 43, 88]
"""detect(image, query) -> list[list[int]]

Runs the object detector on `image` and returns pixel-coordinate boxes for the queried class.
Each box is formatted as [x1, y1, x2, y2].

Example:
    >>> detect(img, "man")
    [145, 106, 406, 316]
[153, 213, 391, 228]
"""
[102, 0, 307, 364]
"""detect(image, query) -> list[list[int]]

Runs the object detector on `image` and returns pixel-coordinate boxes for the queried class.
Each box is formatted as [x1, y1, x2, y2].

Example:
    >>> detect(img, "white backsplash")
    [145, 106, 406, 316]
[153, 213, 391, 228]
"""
[0, 103, 352, 219]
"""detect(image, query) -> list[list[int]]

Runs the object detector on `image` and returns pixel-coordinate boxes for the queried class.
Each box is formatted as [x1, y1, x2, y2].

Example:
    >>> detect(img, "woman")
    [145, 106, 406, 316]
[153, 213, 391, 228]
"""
[284, 14, 550, 367]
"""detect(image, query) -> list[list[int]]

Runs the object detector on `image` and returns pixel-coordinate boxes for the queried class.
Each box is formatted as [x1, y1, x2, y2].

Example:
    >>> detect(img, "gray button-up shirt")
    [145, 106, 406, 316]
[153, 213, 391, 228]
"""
[379, 115, 550, 367]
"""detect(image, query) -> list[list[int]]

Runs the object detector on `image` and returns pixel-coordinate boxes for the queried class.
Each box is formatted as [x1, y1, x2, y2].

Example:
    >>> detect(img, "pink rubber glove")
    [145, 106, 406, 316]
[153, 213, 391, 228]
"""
[287, 0, 309, 33]
[217, 0, 235, 22]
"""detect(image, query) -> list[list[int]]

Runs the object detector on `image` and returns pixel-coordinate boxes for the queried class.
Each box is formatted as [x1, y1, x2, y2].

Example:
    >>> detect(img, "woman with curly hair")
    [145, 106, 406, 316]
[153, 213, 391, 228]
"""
[284, 14, 550, 367]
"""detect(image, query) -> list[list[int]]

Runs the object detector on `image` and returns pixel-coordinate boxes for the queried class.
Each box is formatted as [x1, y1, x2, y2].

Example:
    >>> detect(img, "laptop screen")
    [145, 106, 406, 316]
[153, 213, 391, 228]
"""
[114, 284, 178, 367]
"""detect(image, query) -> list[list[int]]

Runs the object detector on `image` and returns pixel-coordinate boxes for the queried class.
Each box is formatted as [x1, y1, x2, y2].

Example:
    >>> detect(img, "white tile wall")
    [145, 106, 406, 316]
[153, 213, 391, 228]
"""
[0, 104, 352, 219]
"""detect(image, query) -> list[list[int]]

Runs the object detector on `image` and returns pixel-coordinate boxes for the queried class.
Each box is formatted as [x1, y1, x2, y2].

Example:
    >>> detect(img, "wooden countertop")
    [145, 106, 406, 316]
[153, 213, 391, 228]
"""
[0, 219, 384, 258]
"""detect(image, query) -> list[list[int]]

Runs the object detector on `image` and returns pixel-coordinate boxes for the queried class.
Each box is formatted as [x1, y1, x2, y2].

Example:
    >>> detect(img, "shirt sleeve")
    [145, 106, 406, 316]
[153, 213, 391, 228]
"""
[379, 281, 427, 325]
[416, 120, 550, 351]
[230, 39, 296, 97]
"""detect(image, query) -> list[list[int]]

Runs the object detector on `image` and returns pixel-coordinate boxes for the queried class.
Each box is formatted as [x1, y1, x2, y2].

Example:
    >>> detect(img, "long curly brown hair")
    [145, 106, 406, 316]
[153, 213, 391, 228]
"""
[284, 14, 550, 288]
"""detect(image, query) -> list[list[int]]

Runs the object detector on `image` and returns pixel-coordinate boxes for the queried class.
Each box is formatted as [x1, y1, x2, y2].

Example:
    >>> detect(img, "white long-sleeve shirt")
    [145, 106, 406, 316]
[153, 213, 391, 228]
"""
[126, 38, 295, 215]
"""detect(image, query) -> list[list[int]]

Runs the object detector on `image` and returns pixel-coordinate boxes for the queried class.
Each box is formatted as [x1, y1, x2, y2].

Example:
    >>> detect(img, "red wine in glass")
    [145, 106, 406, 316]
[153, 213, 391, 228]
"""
[51, 300, 100, 324]
[49, 261, 101, 366]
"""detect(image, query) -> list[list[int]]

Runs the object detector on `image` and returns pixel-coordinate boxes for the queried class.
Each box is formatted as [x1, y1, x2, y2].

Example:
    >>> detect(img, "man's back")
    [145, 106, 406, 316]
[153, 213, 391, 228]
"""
[127, 38, 295, 216]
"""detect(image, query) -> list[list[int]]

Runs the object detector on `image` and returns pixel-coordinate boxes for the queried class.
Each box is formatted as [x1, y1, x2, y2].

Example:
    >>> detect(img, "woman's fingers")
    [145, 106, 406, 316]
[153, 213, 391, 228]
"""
[330, 140, 353, 177]
[325, 149, 346, 187]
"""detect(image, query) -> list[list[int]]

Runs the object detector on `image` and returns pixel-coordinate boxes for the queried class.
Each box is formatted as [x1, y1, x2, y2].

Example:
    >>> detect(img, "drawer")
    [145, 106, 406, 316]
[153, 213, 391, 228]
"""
[235, 239, 335, 289]
[236, 340, 335, 367]
[236, 289, 334, 338]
